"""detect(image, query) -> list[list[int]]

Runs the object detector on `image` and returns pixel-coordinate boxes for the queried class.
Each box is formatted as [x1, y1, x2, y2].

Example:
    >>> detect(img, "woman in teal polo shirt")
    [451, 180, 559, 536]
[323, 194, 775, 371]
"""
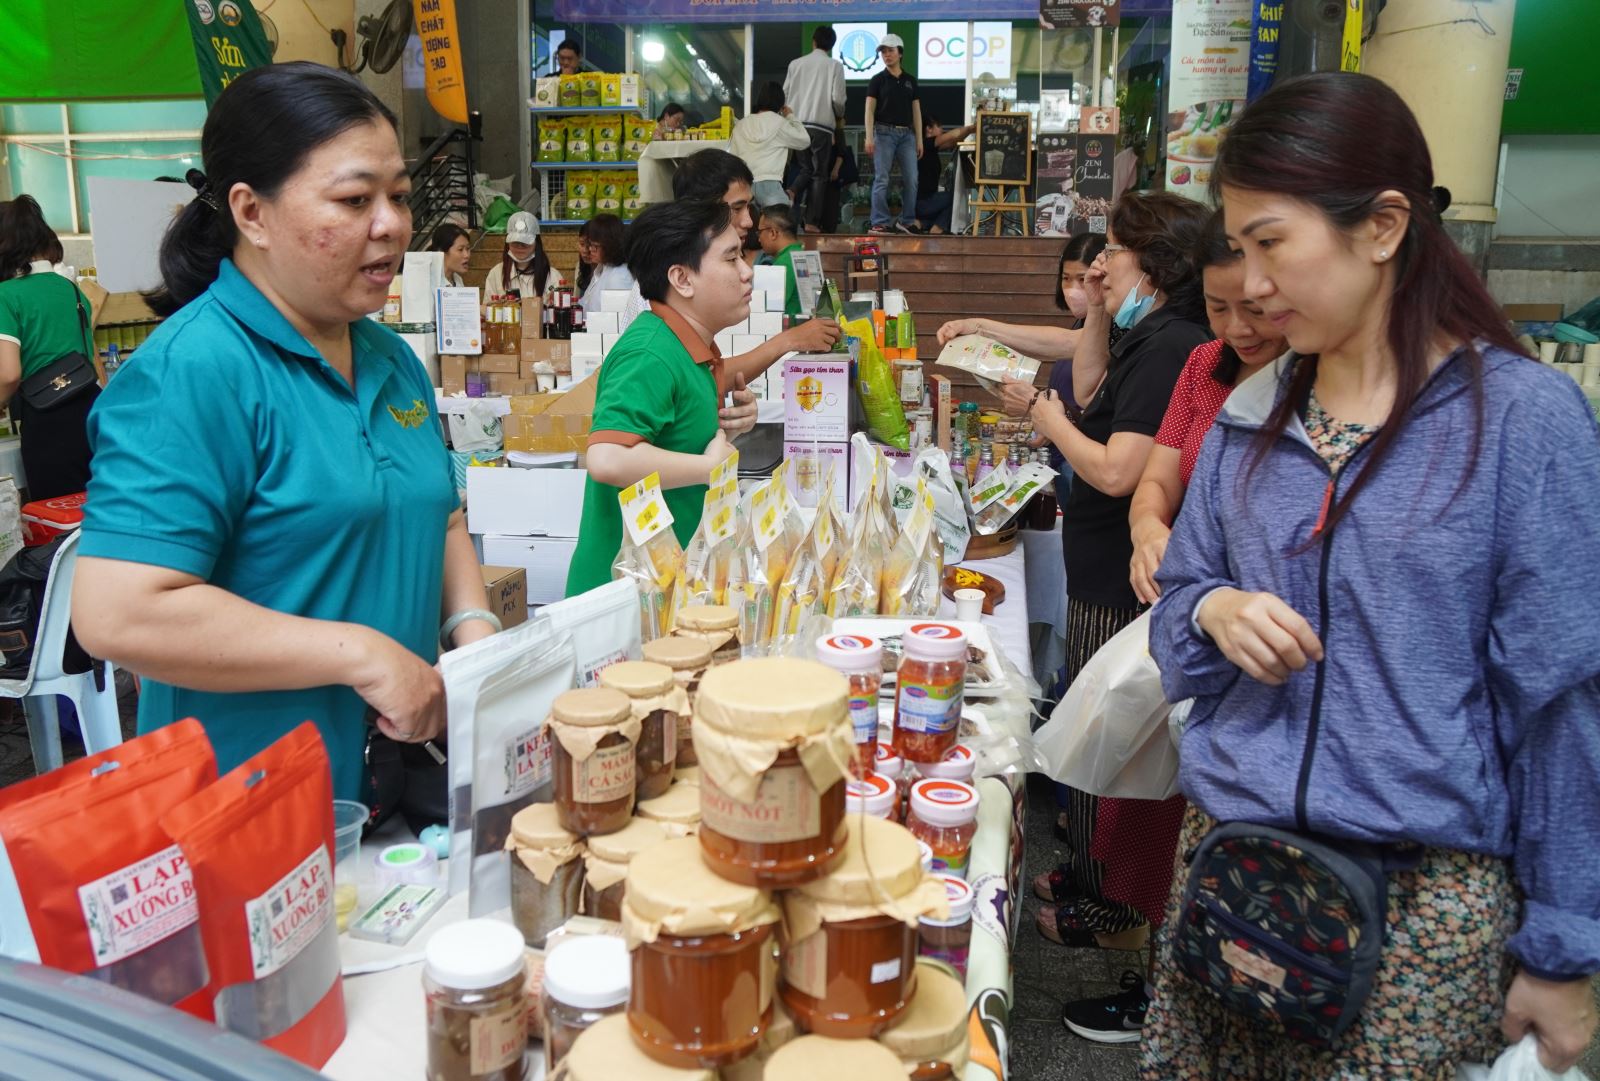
[71, 63, 497, 799]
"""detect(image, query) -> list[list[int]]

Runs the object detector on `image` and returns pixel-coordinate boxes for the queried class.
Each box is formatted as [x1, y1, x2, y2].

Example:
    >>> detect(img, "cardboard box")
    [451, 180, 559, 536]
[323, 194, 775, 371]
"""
[783, 355, 851, 442]
[732, 335, 766, 359]
[499, 370, 598, 453]
[713, 331, 736, 356]
[520, 296, 544, 339]
[748, 312, 784, 337]
[600, 290, 633, 312]
[748, 290, 767, 315]
[601, 334, 619, 358]
[928, 374, 953, 452]
[752, 264, 787, 305]
[487, 374, 535, 396]
[783, 441, 849, 514]
[585, 311, 620, 336]
[520, 338, 572, 373]
[468, 467, 588, 537]
[477, 354, 520, 374]
[570, 332, 604, 357]
[571, 353, 602, 383]
[481, 534, 578, 606]
[441, 355, 469, 388]
[723, 318, 749, 336]
[481, 565, 529, 629]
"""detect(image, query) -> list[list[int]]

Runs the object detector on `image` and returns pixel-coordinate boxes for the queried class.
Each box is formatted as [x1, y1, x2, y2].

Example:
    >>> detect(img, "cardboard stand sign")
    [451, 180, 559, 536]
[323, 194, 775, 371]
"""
[973, 111, 1033, 237]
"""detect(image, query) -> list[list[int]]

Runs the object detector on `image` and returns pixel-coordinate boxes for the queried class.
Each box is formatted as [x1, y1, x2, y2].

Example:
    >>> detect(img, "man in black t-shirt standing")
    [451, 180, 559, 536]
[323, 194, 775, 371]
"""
[864, 34, 922, 234]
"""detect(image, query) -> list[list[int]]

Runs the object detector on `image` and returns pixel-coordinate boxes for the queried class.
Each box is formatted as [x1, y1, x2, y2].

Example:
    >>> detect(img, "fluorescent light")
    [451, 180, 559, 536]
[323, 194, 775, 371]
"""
[641, 38, 665, 64]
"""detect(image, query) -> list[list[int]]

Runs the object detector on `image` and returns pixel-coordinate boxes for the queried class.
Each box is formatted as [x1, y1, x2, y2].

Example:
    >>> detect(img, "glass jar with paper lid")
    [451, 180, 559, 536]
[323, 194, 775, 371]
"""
[636, 780, 701, 837]
[562, 1014, 715, 1081]
[599, 660, 688, 800]
[762, 1034, 907, 1081]
[718, 997, 799, 1081]
[642, 637, 714, 766]
[674, 604, 742, 665]
[693, 658, 854, 888]
[622, 836, 782, 1069]
[504, 802, 585, 948]
[878, 960, 970, 1079]
[582, 815, 670, 922]
[779, 815, 949, 1038]
[547, 687, 640, 836]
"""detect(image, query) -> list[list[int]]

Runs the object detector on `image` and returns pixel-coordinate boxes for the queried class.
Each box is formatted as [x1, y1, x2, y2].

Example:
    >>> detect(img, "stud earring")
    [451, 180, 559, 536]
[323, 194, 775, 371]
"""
[1378, 250, 1389, 261]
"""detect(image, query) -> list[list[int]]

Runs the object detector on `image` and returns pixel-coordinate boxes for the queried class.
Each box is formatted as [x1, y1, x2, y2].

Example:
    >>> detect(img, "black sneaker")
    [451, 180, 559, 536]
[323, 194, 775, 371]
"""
[1062, 971, 1149, 1044]
[894, 221, 921, 234]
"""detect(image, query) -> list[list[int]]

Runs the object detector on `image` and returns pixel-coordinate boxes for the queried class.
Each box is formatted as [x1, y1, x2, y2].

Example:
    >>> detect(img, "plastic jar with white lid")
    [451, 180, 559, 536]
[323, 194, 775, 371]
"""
[917, 874, 975, 979]
[913, 744, 976, 784]
[905, 779, 980, 879]
[815, 634, 884, 777]
[844, 771, 898, 819]
[873, 741, 907, 819]
[892, 624, 967, 764]
[542, 935, 630, 1073]
[424, 919, 529, 1081]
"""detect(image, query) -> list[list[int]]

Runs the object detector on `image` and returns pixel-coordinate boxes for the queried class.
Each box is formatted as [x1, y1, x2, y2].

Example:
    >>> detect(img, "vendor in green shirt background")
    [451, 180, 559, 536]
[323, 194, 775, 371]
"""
[0, 195, 99, 501]
[566, 199, 760, 596]
[757, 203, 804, 318]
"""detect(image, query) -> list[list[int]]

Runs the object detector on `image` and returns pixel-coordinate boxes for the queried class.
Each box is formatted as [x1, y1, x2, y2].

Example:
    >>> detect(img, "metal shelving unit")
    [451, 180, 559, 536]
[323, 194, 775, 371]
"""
[529, 101, 651, 225]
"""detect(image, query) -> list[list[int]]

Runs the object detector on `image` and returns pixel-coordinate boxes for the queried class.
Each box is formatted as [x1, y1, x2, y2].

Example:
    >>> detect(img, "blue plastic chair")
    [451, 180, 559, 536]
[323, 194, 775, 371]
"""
[0, 531, 122, 774]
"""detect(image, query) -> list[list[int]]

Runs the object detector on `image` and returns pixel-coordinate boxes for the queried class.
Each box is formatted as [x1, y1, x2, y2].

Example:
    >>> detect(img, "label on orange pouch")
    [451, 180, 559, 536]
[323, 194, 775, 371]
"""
[571, 742, 635, 803]
[469, 1009, 527, 1074]
[700, 764, 820, 844]
[783, 928, 828, 1000]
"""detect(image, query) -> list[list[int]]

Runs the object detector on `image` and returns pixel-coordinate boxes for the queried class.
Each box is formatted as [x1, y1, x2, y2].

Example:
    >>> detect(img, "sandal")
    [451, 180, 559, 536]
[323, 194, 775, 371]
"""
[1036, 901, 1150, 952]
[1032, 867, 1082, 904]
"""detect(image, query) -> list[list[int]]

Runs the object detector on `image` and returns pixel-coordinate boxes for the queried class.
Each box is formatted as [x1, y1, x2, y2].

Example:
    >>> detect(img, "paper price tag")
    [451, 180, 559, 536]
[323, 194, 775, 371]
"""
[905, 481, 935, 550]
[710, 449, 740, 491]
[619, 472, 674, 546]
[751, 482, 783, 552]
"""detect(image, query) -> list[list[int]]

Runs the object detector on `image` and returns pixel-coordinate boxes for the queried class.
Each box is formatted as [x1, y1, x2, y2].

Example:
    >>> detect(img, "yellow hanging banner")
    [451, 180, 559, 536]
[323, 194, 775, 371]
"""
[1340, 0, 1363, 72]
[414, 0, 468, 124]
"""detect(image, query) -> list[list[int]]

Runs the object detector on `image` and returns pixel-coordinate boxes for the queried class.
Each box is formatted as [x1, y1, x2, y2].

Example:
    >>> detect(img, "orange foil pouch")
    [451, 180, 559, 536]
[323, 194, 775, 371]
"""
[161, 720, 347, 1068]
[0, 718, 216, 1016]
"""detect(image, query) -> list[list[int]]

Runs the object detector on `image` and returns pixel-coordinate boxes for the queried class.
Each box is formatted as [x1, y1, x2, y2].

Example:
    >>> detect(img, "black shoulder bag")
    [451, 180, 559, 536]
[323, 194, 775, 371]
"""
[19, 283, 98, 411]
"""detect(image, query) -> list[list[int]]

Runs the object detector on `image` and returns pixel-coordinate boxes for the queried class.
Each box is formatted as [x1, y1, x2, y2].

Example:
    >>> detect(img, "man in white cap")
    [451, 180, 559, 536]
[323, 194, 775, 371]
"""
[864, 33, 923, 235]
[483, 211, 566, 300]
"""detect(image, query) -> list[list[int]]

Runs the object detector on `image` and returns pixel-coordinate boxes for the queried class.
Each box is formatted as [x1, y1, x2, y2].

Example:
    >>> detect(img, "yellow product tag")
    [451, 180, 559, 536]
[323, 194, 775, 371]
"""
[710, 449, 740, 491]
[619, 471, 673, 546]
[751, 482, 783, 552]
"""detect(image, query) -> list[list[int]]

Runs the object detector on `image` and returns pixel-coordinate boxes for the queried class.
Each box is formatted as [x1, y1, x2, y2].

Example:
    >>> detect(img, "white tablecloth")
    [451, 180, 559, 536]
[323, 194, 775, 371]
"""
[938, 543, 1031, 681]
[638, 139, 732, 204]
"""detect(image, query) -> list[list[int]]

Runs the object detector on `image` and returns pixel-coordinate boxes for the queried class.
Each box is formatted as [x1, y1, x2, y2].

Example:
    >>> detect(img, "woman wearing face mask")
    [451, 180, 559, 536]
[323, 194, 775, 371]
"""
[1145, 73, 1599, 1077]
[483, 211, 565, 300]
[71, 63, 494, 801]
[1127, 210, 1287, 606]
[1024, 193, 1212, 968]
[429, 222, 472, 287]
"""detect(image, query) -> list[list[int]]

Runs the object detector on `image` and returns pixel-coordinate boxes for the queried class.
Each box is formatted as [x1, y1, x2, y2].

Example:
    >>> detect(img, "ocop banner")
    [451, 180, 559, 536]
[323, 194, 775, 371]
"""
[414, 0, 468, 124]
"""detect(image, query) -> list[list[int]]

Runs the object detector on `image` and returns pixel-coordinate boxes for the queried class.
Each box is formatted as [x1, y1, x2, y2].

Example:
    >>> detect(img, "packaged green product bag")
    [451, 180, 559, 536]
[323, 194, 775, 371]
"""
[601, 74, 622, 107]
[564, 116, 592, 163]
[842, 316, 910, 450]
[595, 173, 623, 216]
[537, 117, 565, 163]
[622, 179, 642, 218]
[567, 172, 597, 220]
[894, 310, 917, 351]
[623, 115, 652, 162]
[593, 117, 622, 162]
[558, 74, 581, 107]
[580, 72, 602, 108]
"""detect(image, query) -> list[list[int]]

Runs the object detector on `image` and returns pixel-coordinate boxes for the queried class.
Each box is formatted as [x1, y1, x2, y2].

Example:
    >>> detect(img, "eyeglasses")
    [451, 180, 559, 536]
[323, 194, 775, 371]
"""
[1102, 244, 1130, 256]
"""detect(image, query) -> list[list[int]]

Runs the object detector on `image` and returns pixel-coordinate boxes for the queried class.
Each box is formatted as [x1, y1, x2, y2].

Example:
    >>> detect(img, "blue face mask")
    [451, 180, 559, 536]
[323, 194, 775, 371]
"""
[1114, 274, 1155, 329]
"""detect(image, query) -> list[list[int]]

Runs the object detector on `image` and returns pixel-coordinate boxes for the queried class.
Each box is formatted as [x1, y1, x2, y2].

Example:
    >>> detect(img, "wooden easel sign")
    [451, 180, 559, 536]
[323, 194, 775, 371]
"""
[973, 110, 1034, 235]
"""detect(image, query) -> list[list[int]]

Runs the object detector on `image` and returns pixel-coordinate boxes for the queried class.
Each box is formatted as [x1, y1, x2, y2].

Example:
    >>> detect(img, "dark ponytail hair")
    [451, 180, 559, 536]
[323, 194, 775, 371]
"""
[0, 196, 64, 282]
[1212, 73, 1524, 538]
[147, 62, 397, 316]
[1108, 191, 1209, 325]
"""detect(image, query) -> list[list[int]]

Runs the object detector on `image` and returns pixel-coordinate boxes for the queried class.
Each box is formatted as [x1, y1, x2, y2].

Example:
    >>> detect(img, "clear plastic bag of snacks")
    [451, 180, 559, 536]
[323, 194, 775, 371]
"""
[827, 471, 889, 618]
[681, 454, 741, 608]
[613, 472, 684, 642]
[882, 479, 944, 617]
[974, 462, 1056, 535]
[772, 481, 838, 649]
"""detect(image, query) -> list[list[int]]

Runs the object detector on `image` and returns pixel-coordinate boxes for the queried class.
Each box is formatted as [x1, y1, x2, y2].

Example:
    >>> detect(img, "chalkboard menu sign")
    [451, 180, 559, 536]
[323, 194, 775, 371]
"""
[976, 111, 1033, 185]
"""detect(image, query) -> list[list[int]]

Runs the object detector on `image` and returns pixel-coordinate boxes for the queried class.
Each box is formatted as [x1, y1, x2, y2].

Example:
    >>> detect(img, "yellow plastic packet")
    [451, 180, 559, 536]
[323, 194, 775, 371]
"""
[613, 472, 683, 642]
[681, 454, 741, 607]
[841, 316, 910, 450]
[601, 73, 622, 107]
[882, 479, 943, 617]
[772, 477, 838, 649]
[827, 470, 888, 618]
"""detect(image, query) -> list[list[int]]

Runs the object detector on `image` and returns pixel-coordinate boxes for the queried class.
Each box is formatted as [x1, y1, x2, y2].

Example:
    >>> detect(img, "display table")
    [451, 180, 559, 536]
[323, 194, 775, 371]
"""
[437, 391, 786, 426]
[638, 139, 733, 204]
[1020, 525, 1067, 689]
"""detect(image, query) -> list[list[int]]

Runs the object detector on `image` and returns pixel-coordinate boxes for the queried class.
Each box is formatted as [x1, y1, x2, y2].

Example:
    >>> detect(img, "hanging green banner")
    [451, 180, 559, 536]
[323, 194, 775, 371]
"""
[183, 0, 274, 104]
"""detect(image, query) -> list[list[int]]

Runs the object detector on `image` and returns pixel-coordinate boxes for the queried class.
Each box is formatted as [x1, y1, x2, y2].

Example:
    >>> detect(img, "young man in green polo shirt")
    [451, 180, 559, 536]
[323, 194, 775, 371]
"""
[565, 199, 756, 597]
[757, 204, 804, 319]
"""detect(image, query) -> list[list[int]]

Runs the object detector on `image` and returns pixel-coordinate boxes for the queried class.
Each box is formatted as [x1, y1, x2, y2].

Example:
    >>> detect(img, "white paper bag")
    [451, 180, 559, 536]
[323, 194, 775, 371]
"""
[401, 250, 444, 323]
[1458, 1036, 1594, 1081]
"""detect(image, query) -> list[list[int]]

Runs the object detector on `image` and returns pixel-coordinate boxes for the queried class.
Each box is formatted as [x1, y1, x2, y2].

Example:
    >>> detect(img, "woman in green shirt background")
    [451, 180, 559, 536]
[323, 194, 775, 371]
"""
[0, 195, 99, 500]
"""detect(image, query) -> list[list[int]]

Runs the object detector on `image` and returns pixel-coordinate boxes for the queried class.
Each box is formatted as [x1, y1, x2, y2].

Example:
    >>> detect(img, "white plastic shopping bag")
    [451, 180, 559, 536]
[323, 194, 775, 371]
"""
[1033, 611, 1184, 800]
[1457, 1035, 1593, 1081]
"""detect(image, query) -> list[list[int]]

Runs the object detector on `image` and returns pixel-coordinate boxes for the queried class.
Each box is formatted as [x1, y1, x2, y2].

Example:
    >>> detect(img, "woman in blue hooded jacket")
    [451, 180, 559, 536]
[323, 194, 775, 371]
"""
[1144, 74, 1600, 1077]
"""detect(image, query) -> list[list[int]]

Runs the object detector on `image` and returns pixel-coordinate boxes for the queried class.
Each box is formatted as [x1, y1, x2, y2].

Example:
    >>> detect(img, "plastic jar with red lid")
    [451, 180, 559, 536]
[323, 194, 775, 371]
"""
[814, 634, 883, 777]
[904, 779, 979, 879]
[844, 772, 898, 820]
[917, 873, 975, 978]
[892, 624, 966, 764]
[912, 743, 976, 785]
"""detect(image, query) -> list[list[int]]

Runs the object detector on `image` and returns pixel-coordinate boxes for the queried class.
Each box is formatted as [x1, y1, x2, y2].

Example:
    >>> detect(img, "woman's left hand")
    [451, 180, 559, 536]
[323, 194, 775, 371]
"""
[998, 376, 1037, 418]
[1030, 388, 1069, 434]
[1502, 971, 1598, 1073]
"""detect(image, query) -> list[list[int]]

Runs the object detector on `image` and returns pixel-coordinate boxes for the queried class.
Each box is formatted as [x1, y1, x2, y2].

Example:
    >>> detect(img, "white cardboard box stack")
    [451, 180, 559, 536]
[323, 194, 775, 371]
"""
[467, 465, 585, 609]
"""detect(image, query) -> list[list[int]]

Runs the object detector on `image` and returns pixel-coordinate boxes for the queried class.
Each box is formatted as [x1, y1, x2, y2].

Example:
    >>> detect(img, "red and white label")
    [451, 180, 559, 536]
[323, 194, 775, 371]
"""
[77, 845, 198, 966]
[572, 742, 635, 804]
[243, 847, 333, 979]
[701, 764, 821, 844]
[503, 724, 553, 800]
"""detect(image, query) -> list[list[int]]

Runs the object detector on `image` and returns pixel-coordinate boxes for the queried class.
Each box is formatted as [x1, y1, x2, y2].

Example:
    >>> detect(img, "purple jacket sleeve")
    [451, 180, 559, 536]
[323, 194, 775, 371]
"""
[1149, 426, 1243, 701]
[1490, 380, 1600, 979]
